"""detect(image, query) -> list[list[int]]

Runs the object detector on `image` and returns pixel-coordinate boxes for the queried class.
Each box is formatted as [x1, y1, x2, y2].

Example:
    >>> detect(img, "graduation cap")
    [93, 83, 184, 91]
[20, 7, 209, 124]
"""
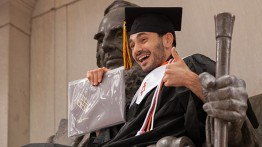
[122, 7, 183, 69]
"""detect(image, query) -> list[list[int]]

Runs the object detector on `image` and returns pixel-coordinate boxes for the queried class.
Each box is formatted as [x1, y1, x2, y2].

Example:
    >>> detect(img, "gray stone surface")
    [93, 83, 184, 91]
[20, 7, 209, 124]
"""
[47, 119, 82, 146]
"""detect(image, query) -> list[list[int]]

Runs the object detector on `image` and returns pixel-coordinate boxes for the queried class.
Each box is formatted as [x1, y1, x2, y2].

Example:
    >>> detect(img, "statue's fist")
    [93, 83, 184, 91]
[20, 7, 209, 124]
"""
[199, 72, 247, 128]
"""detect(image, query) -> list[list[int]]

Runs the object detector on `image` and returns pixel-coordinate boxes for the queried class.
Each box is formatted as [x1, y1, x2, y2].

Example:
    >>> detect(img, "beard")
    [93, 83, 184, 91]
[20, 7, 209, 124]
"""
[141, 40, 166, 73]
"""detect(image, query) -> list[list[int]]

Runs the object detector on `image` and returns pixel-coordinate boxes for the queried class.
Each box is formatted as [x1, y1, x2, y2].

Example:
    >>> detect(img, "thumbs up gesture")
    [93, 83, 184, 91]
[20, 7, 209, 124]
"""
[163, 47, 205, 101]
[163, 47, 191, 87]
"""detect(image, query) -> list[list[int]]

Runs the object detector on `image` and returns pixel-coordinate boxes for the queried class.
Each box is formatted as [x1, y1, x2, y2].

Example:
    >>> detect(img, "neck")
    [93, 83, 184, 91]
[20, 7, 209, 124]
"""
[166, 54, 173, 61]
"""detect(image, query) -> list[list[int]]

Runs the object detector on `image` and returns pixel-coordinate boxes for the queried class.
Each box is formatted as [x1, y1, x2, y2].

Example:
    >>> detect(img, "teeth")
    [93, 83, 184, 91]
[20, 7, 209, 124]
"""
[138, 54, 149, 62]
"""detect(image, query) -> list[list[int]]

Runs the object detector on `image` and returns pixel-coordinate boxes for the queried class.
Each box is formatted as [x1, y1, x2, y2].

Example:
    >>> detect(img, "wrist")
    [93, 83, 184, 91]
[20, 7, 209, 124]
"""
[184, 71, 197, 88]
[185, 71, 205, 102]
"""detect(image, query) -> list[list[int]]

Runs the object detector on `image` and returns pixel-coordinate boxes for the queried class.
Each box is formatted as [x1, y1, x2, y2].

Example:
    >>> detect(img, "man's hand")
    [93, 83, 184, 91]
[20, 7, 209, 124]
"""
[86, 67, 109, 86]
[199, 72, 248, 145]
[163, 47, 191, 87]
[163, 47, 205, 101]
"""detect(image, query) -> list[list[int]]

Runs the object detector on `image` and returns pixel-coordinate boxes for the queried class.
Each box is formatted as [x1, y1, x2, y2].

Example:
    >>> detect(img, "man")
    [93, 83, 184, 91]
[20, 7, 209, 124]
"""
[87, 7, 258, 146]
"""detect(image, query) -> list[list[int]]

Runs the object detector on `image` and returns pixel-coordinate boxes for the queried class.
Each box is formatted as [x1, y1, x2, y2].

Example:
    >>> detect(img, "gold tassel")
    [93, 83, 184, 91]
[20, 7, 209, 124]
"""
[123, 21, 132, 70]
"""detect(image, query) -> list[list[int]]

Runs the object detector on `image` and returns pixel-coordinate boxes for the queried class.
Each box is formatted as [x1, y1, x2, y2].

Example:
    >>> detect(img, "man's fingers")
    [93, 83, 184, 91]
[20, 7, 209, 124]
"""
[199, 72, 216, 89]
[98, 67, 108, 83]
[93, 70, 98, 85]
[86, 67, 109, 86]
[97, 69, 103, 84]
[171, 47, 182, 62]
[87, 70, 94, 85]
[102, 67, 109, 73]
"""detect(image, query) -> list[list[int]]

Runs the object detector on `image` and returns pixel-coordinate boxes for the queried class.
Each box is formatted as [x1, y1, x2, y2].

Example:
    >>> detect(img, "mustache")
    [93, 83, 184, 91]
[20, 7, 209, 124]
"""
[136, 50, 150, 56]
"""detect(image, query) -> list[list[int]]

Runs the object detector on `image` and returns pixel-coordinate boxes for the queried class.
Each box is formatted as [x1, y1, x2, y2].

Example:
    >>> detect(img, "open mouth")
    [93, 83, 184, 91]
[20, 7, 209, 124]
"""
[137, 54, 150, 63]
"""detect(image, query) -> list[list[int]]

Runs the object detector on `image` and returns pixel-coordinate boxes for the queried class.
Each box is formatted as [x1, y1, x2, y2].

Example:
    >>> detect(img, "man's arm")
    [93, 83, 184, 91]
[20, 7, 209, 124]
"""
[184, 71, 205, 101]
[163, 47, 205, 102]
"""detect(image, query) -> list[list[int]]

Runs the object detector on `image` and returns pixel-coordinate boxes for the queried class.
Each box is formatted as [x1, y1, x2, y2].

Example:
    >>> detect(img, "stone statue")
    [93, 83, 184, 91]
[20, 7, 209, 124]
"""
[47, 1, 146, 146]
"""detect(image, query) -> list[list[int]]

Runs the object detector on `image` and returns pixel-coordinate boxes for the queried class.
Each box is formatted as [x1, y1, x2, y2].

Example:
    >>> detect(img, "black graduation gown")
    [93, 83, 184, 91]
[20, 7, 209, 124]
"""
[96, 54, 258, 147]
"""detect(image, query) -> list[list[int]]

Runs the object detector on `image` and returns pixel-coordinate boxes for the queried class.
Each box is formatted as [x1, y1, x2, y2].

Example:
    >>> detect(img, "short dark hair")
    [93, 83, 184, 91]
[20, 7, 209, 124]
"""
[104, 0, 139, 16]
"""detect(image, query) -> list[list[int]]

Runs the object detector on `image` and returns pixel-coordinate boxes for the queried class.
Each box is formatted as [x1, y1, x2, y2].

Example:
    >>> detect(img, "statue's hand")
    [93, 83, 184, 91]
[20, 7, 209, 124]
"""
[199, 72, 248, 145]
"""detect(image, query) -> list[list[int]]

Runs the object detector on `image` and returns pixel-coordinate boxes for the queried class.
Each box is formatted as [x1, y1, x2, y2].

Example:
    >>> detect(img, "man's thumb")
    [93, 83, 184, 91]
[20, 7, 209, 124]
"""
[171, 47, 181, 61]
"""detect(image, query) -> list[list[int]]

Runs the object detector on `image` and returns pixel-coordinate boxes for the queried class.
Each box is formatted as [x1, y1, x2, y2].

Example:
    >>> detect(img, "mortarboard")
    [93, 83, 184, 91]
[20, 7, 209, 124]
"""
[122, 7, 183, 69]
[125, 7, 182, 34]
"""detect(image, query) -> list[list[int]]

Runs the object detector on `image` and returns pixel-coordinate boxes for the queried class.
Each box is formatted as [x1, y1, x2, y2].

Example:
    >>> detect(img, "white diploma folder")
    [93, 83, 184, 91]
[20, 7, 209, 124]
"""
[68, 66, 126, 137]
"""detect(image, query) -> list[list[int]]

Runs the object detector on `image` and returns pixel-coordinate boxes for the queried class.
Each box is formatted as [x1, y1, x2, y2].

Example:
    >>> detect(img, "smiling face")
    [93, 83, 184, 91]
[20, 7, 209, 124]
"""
[94, 8, 125, 69]
[129, 32, 172, 73]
